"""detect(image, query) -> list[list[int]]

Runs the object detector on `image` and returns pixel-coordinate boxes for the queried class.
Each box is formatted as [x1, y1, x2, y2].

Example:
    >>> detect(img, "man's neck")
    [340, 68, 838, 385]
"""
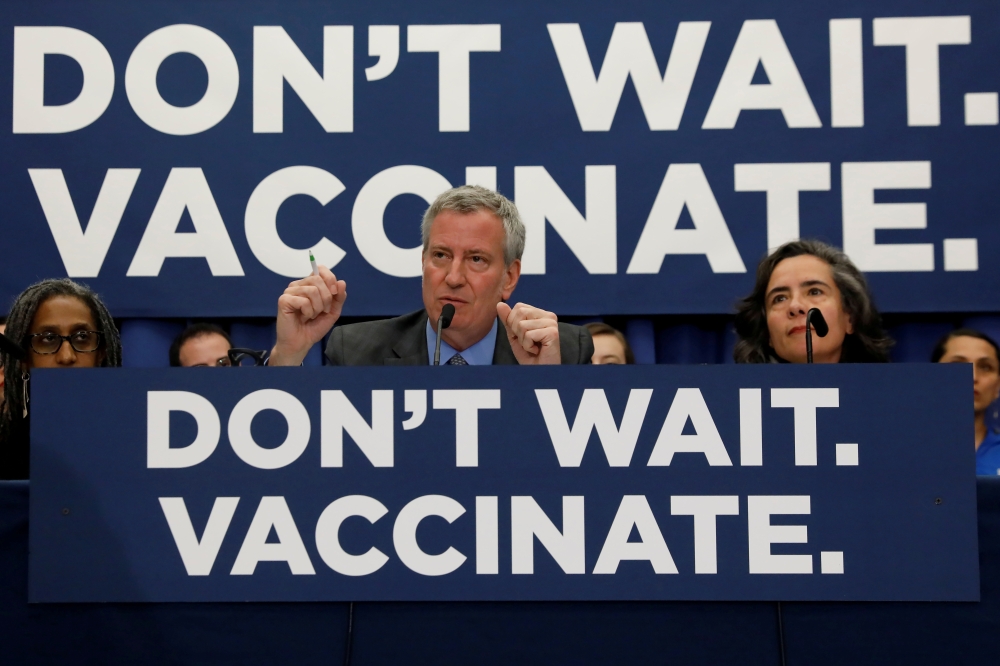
[440, 319, 496, 352]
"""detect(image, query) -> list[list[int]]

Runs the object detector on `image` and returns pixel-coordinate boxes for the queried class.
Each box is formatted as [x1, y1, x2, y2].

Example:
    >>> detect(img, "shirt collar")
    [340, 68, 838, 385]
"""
[979, 430, 1000, 457]
[425, 317, 498, 365]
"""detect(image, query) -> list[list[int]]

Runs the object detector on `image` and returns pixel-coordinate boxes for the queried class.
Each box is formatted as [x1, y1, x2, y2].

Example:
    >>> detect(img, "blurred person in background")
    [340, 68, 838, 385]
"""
[0, 315, 6, 405]
[734, 240, 892, 364]
[169, 323, 233, 367]
[932, 329, 1000, 476]
[585, 322, 634, 365]
[0, 279, 121, 480]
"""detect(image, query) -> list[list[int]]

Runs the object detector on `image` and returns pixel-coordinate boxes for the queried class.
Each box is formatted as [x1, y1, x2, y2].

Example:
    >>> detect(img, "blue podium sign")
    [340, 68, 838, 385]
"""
[29, 365, 978, 602]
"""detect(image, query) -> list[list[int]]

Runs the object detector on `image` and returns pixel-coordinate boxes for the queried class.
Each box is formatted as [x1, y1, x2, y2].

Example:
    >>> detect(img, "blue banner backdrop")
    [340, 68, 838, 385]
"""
[2, 0, 999, 317]
[29, 365, 979, 602]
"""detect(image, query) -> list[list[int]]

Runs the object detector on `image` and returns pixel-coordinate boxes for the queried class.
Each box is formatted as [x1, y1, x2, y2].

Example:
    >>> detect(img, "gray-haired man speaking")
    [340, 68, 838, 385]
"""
[267, 186, 593, 366]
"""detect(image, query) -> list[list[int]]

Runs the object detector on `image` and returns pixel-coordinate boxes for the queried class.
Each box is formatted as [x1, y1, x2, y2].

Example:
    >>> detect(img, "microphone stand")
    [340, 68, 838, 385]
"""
[806, 310, 815, 364]
[805, 308, 829, 364]
[433, 304, 456, 366]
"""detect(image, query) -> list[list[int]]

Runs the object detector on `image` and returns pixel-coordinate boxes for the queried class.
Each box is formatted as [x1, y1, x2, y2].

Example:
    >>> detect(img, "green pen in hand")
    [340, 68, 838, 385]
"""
[309, 250, 318, 276]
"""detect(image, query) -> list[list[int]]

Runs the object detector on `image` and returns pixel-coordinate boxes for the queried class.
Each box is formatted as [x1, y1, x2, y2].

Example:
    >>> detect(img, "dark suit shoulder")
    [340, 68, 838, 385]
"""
[325, 310, 428, 366]
[557, 322, 594, 365]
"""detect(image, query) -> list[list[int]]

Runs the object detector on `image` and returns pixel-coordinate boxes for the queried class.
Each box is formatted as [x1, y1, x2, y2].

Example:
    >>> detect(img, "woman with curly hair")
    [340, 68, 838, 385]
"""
[733, 240, 893, 364]
[0, 278, 122, 479]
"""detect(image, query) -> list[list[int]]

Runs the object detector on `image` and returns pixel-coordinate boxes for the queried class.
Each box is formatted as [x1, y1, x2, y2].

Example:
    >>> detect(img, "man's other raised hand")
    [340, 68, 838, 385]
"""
[497, 302, 561, 365]
[270, 266, 346, 366]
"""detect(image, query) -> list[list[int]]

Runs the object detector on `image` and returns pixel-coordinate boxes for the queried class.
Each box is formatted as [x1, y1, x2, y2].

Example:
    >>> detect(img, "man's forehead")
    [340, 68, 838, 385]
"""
[430, 207, 503, 226]
[428, 209, 504, 248]
[187, 332, 230, 347]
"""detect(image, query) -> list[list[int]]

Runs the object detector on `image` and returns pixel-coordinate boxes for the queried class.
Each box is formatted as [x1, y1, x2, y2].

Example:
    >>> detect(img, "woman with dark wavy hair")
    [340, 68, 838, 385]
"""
[0, 278, 122, 479]
[733, 240, 892, 364]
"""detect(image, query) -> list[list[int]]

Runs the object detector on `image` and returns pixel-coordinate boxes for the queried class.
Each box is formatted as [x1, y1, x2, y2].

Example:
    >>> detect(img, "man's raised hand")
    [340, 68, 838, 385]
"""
[497, 302, 561, 365]
[270, 266, 346, 366]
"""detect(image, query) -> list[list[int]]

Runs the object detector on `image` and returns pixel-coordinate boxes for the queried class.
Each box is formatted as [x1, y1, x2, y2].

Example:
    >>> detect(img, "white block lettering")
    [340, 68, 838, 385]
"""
[402, 389, 427, 431]
[873, 16, 971, 126]
[648, 388, 733, 466]
[231, 497, 316, 575]
[628, 164, 746, 274]
[125, 25, 239, 135]
[739, 388, 763, 466]
[407, 25, 501, 132]
[841, 161, 933, 272]
[548, 21, 710, 131]
[511, 496, 585, 574]
[30, 169, 140, 277]
[770, 388, 839, 466]
[366, 26, 399, 81]
[159, 497, 239, 576]
[671, 495, 740, 574]
[253, 26, 353, 133]
[321, 390, 394, 467]
[433, 390, 501, 467]
[535, 388, 652, 467]
[314, 495, 389, 576]
[748, 495, 812, 574]
[13, 27, 114, 133]
[244, 166, 347, 277]
[147, 391, 220, 468]
[127, 168, 244, 276]
[703, 20, 821, 129]
[476, 496, 499, 574]
[593, 495, 677, 574]
[228, 389, 310, 469]
[352, 165, 452, 277]
[829, 19, 864, 127]
[733, 163, 831, 252]
[393, 495, 467, 576]
[516, 165, 617, 275]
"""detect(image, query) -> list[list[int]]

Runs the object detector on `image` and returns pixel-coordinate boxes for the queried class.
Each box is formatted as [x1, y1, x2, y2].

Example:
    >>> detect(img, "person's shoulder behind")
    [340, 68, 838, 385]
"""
[978, 431, 1000, 476]
[556, 321, 594, 365]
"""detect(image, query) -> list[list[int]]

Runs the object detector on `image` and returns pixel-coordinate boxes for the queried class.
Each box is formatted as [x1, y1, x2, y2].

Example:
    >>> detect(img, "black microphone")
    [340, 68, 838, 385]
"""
[0, 332, 25, 361]
[805, 308, 829, 364]
[433, 304, 456, 366]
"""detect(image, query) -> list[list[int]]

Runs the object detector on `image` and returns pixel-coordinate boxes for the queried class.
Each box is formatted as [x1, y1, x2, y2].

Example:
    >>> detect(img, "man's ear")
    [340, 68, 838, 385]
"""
[502, 259, 521, 300]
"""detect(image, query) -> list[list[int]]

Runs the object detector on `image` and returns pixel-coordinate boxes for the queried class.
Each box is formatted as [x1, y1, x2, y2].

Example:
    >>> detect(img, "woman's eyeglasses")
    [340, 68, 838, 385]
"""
[25, 331, 102, 355]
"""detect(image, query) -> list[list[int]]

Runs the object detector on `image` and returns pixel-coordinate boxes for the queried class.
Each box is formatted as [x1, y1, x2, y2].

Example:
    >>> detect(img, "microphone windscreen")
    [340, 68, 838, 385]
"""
[440, 304, 456, 329]
[808, 308, 829, 337]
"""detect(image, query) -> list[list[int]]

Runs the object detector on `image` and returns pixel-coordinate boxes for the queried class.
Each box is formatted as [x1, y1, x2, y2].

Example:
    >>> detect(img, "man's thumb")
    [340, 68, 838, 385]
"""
[496, 301, 512, 324]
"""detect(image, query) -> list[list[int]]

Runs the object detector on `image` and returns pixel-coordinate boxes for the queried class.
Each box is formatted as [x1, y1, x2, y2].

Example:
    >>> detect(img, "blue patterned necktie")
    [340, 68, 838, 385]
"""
[447, 353, 468, 365]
